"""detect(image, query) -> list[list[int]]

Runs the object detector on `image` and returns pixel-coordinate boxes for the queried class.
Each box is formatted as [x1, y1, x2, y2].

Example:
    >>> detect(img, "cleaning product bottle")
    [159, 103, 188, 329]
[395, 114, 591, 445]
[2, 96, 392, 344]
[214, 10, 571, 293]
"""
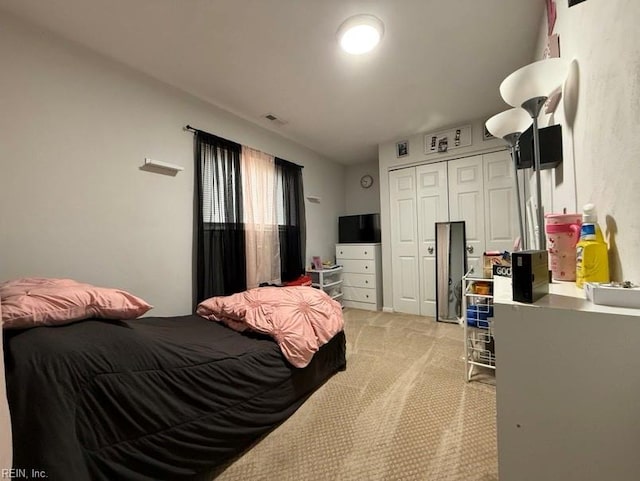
[576, 203, 610, 288]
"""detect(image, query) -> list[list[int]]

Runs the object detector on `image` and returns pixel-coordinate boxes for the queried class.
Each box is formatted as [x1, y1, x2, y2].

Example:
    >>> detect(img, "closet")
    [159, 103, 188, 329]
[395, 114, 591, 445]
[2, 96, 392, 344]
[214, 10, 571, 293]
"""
[389, 150, 518, 316]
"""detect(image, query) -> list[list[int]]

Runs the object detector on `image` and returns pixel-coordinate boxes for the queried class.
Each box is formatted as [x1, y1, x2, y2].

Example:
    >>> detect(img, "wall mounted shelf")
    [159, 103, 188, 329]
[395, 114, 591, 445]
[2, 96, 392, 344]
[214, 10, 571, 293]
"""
[140, 158, 184, 176]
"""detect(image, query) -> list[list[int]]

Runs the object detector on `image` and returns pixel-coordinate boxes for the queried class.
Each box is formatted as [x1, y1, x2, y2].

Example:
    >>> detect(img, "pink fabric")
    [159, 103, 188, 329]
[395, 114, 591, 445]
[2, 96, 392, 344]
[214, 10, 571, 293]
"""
[0, 277, 153, 329]
[546, 223, 580, 234]
[196, 286, 344, 368]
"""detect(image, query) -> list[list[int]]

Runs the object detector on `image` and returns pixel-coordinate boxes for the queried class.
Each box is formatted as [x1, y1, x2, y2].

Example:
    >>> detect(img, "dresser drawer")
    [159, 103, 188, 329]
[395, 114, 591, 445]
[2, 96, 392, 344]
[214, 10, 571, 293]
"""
[343, 286, 377, 304]
[338, 259, 376, 274]
[335, 244, 376, 260]
[342, 272, 376, 288]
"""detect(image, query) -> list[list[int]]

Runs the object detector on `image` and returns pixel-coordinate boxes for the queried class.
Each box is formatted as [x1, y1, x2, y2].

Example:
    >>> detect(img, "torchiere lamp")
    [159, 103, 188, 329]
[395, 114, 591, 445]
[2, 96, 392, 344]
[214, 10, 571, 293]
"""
[499, 58, 569, 250]
[485, 108, 532, 250]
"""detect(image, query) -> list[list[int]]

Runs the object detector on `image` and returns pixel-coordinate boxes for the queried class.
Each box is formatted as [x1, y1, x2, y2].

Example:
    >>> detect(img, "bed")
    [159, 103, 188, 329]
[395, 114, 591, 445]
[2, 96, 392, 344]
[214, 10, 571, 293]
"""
[2, 281, 346, 481]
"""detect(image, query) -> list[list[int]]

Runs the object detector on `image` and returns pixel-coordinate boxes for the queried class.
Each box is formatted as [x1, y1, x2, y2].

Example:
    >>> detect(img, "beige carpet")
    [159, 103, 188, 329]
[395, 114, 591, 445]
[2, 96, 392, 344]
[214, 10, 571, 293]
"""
[213, 308, 497, 481]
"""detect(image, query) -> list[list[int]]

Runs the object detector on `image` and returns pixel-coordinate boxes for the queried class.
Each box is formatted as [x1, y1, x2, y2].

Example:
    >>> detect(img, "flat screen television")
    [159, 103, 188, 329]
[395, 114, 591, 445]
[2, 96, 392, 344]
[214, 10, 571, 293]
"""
[517, 123, 563, 170]
[338, 214, 381, 244]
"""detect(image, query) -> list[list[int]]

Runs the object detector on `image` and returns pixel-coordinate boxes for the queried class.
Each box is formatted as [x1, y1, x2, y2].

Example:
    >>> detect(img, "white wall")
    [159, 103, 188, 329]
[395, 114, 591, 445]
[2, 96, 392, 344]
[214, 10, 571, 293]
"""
[533, 0, 640, 282]
[0, 13, 345, 315]
[343, 160, 380, 215]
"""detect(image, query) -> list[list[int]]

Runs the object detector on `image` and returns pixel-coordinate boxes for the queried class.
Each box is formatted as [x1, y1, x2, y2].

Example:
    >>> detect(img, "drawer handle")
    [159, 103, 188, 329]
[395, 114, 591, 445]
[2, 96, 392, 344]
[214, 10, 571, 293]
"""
[365, 280, 368, 284]
[364, 251, 367, 255]
[365, 294, 369, 298]
[428, 246, 434, 254]
[340, 251, 343, 255]
[365, 266, 368, 269]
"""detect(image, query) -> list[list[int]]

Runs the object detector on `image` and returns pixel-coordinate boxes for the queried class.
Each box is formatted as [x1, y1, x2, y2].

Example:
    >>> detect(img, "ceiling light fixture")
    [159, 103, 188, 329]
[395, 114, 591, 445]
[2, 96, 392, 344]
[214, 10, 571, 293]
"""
[337, 14, 384, 54]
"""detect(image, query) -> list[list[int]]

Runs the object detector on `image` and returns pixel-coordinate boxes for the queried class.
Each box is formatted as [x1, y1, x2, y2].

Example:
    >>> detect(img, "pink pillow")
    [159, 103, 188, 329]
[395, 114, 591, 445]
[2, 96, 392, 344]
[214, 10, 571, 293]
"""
[197, 286, 344, 368]
[0, 277, 152, 329]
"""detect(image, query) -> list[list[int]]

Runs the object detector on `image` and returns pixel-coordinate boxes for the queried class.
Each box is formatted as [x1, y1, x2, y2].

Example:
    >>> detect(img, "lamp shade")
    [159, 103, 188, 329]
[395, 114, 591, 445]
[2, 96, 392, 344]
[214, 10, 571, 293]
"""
[485, 108, 532, 139]
[500, 58, 569, 108]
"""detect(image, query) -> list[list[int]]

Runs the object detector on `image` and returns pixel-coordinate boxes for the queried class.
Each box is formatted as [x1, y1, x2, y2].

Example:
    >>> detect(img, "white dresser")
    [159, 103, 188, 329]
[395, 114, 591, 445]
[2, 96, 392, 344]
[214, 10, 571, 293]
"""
[335, 243, 382, 311]
[494, 278, 640, 481]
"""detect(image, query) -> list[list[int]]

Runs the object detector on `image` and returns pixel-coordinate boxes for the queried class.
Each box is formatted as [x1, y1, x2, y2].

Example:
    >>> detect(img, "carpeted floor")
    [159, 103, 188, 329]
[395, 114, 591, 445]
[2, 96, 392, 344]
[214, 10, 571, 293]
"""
[213, 308, 497, 481]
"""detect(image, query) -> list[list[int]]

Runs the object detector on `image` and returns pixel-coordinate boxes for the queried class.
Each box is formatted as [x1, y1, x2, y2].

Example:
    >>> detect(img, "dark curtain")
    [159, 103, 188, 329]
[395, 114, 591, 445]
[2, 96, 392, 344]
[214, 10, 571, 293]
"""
[195, 131, 246, 303]
[276, 157, 306, 282]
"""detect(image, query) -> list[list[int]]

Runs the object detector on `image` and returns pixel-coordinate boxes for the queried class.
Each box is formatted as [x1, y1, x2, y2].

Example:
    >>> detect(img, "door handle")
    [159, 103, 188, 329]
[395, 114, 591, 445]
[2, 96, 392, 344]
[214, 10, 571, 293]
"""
[466, 245, 474, 254]
[428, 246, 434, 254]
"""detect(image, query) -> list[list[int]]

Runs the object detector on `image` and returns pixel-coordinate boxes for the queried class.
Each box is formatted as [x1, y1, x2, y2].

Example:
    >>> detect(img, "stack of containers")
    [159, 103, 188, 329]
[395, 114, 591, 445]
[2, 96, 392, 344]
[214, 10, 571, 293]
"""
[467, 281, 493, 328]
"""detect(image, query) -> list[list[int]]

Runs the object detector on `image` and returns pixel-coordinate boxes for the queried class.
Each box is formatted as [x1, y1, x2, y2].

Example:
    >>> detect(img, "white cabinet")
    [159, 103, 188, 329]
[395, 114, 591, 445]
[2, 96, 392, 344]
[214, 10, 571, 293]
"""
[389, 162, 449, 316]
[448, 152, 518, 270]
[336, 243, 381, 311]
[306, 267, 343, 306]
[448, 156, 486, 269]
[389, 151, 518, 316]
[494, 281, 640, 481]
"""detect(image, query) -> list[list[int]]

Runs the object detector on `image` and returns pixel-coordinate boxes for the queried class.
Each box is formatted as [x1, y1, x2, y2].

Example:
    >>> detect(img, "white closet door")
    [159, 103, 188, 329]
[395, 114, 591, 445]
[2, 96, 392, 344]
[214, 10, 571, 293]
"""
[483, 150, 518, 252]
[448, 155, 485, 271]
[389, 168, 420, 314]
[416, 162, 449, 317]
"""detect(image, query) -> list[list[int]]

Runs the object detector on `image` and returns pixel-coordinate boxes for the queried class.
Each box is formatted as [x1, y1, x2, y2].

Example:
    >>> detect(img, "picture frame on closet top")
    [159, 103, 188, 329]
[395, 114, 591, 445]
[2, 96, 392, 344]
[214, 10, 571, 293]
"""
[396, 140, 409, 158]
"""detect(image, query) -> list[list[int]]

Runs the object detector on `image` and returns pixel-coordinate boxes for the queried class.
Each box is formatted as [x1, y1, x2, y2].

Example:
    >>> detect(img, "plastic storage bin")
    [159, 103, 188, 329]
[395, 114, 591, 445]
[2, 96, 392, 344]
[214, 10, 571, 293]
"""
[467, 304, 493, 328]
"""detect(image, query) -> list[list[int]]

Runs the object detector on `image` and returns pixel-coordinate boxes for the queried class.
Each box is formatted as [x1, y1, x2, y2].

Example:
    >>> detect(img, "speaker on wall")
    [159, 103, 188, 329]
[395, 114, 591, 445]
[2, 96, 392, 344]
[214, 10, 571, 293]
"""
[517, 124, 563, 170]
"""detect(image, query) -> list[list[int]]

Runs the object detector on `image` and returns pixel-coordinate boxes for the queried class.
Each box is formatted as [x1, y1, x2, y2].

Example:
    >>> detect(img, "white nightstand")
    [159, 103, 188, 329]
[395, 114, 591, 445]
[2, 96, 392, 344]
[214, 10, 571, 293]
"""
[306, 267, 344, 306]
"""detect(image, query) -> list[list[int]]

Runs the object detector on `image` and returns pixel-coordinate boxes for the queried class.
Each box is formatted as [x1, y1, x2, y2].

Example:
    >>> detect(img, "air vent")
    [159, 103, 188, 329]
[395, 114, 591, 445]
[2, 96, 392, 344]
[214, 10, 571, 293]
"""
[263, 113, 288, 126]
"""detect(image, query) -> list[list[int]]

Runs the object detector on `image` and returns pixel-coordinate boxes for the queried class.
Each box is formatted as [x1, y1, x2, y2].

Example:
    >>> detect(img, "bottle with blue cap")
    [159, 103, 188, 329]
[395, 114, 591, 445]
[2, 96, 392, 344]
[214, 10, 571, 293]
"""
[576, 203, 610, 288]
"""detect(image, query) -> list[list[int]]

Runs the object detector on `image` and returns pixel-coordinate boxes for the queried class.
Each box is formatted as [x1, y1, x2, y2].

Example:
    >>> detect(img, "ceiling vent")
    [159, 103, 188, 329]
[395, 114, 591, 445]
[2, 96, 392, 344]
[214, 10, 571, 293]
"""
[263, 113, 288, 126]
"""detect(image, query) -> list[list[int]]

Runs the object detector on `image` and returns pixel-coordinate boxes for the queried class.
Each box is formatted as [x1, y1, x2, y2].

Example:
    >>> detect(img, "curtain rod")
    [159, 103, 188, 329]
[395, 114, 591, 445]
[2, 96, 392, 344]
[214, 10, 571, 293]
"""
[184, 125, 303, 169]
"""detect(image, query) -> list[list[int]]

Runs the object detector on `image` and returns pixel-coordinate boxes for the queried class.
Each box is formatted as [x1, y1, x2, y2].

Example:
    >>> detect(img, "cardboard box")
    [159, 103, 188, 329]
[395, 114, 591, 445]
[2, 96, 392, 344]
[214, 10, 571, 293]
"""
[584, 282, 640, 309]
[483, 251, 511, 278]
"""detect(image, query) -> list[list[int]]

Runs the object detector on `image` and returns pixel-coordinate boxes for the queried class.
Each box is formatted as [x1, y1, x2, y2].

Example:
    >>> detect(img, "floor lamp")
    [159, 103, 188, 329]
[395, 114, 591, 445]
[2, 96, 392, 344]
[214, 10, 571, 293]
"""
[485, 108, 532, 250]
[499, 58, 569, 250]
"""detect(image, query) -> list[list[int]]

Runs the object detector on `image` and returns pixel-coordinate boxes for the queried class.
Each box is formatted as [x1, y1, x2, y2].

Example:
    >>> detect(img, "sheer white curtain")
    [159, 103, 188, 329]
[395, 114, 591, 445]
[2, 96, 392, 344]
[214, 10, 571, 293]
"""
[241, 146, 281, 288]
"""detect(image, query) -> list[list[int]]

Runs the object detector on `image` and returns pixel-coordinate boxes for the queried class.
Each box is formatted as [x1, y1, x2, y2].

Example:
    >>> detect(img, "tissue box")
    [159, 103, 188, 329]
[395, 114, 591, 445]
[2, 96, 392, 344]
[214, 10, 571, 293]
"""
[584, 282, 640, 309]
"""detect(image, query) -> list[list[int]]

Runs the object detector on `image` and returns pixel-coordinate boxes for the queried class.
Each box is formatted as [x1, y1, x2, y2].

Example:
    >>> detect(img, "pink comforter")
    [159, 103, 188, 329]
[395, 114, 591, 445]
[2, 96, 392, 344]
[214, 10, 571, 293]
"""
[196, 286, 344, 368]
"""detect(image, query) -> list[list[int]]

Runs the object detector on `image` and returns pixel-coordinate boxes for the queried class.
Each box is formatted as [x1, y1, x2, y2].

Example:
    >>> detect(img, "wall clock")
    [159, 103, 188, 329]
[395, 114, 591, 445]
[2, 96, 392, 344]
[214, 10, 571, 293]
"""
[360, 174, 374, 189]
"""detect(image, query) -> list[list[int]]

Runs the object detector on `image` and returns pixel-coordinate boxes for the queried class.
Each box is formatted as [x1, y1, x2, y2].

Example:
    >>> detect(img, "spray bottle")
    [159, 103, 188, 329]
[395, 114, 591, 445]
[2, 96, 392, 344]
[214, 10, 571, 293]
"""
[575, 203, 610, 288]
